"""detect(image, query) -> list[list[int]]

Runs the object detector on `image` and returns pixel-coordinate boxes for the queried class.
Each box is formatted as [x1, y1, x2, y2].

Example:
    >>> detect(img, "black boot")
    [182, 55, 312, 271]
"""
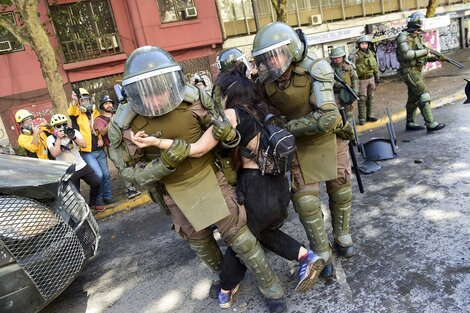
[406, 123, 426, 131]
[366, 116, 378, 122]
[209, 281, 220, 299]
[266, 297, 288, 313]
[427, 123, 446, 132]
[320, 262, 334, 278]
[334, 242, 356, 258]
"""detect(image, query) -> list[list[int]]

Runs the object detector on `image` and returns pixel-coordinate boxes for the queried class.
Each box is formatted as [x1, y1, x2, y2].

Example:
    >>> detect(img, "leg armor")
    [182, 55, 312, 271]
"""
[405, 101, 425, 131]
[366, 94, 377, 120]
[328, 183, 353, 248]
[358, 95, 367, 124]
[187, 237, 223, 273]
[292, 192, 332, 263]
[226, 225, 284, 299]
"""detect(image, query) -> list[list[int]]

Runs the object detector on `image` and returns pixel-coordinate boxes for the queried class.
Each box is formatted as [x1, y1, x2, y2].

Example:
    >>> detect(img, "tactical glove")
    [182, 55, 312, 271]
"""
[334, 121, 355, 141]
[160, 138, 191, 169]
[212, 118, 237, 142]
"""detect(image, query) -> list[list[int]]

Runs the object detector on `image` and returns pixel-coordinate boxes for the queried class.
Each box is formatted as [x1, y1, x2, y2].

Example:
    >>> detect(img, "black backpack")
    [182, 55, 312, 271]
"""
[240, 113, 296, 176]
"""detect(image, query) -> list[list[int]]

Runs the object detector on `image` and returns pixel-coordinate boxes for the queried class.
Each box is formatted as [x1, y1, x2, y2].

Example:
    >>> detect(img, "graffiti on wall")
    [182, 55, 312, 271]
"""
[375, 40, 400, 75]
[422, 31, 441, 71]
[439, 19, 461, 51]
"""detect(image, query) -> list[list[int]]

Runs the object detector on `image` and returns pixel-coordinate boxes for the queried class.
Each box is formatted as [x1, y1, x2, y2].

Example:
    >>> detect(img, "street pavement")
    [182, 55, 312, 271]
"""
[42, 49, 470, 313]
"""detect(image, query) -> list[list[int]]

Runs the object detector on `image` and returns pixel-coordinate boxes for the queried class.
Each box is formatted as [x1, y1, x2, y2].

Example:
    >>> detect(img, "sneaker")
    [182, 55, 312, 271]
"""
[218, 284, 239, 309]
[127, 186, 141, 199]
[295, 250, 325, 293]
[91, 204, 106, 212]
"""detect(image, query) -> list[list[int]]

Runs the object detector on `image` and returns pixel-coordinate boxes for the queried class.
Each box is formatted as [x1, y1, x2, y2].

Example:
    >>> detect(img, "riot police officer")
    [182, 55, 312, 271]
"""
[216, 48, 252, 78]
[350, 35, 380, 125]
[330, 46, 359, 122]
[108, 46, 284, 306]
[396, 12, 446, 132]
[251, 22, 356, 279]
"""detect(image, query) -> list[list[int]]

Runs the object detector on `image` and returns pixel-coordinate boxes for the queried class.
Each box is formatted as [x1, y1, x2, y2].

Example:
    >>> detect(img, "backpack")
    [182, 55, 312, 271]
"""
[240, 113, 296, 176]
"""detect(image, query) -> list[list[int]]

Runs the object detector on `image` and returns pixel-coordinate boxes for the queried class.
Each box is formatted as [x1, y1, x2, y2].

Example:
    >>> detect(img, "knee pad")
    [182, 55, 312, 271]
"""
[329, 183, 352, 205]
[293, 194, 322, 217]
[419, 93, 431, 108]
[187, 237, 223, 273]
[227, 225, 256, 254]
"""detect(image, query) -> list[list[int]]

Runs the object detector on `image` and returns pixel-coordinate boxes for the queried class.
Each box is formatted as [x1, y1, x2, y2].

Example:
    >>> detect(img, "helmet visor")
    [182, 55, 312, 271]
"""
[253, 42, 293, 83]
[123, 66, 186, 117]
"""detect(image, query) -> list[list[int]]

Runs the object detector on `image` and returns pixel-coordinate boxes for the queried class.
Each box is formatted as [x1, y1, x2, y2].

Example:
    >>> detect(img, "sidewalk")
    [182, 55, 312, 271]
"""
[95, 48, 470, 220]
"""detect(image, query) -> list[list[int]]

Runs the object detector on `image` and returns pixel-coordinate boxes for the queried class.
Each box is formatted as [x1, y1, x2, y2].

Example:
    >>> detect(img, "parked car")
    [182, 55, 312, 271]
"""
[0, 154, 100, 313]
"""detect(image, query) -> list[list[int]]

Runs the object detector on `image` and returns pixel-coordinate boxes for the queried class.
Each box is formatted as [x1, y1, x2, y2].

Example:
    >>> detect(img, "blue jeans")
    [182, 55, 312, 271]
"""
[81, 149, 112, 201]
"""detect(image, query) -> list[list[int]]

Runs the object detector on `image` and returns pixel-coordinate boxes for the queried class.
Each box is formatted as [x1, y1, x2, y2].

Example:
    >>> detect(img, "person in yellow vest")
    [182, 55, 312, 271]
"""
[15, 109, 50, 159]
[68, 88, 113, 206]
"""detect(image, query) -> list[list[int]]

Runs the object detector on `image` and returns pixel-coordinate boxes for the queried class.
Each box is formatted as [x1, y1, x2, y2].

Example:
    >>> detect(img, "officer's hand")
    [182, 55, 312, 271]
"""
[160, 138, 190, 169]
[334, 121, 355, 141]
[212, 118, 237, 142]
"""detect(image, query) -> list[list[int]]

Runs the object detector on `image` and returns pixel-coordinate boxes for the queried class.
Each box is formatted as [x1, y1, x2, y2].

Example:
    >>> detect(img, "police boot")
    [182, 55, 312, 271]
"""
[366, 95, 378, 122]
[188, 237, 223, 299]
[293, 192, 334, 278]
[419, 102, 446, 132]
[265, 297, 288, 313]
[405, 105, 425, 131]
[328, 183, 355, 258]
[357, 96, 367, 125]
[226, 225, 285, 300]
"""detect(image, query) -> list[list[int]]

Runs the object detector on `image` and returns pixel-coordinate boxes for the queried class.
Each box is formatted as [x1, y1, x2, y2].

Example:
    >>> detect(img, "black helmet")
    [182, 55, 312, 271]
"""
[216, 48, 251, 74]
[407, 12, 425, 31]
[122, 46, 186, 117]
[99, 95, 114, 109]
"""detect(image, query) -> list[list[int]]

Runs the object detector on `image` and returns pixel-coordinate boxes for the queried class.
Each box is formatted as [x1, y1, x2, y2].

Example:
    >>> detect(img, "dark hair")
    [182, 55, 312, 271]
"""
[215, 63, 279, 123]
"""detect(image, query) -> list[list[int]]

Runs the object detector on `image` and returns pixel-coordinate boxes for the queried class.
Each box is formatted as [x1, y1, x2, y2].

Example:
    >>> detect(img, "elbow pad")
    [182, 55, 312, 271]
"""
[286, 103, 340, 137]
[122, 159, 175, 187]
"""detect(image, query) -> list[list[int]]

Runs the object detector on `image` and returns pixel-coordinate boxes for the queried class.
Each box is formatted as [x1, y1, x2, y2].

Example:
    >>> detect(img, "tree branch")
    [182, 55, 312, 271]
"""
[0, 14, 31, 45]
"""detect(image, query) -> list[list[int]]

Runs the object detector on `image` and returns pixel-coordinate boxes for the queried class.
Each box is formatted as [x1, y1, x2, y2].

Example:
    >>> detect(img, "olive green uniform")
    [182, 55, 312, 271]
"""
[350, 49, 379, 123]
[108, 85, 284, 300]
[396, 30, 441, 129]
[331, 60, 359, 122]
[263, 56, 354, 263]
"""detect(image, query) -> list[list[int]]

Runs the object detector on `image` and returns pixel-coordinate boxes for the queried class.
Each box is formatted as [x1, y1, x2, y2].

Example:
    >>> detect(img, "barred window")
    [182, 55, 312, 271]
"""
[0, 12, 24, 54]
[157, 0, 196, 23]
[49, 0, 121, 63]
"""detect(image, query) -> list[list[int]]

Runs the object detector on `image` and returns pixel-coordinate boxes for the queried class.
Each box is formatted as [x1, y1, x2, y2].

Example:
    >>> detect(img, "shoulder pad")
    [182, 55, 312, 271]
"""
[183, 84, 199, 104]
[396, 32, 409, 44]
[113, 102, 137, 129]
[309, 58, 334, 82]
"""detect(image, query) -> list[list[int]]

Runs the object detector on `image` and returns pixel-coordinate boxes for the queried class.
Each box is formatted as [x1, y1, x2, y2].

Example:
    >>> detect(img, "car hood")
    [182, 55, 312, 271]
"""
[0, 154, 73, 200]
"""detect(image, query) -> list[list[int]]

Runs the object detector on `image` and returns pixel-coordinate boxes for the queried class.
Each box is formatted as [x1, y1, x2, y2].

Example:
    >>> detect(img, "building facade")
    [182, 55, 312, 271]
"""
[0, 0, 222, 148]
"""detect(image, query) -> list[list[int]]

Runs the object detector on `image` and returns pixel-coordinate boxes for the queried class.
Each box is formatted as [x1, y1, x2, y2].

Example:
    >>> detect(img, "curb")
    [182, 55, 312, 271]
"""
[94, 193, 151, 220]
[94, 91, 466, 220]
[356, 91, 466, 133]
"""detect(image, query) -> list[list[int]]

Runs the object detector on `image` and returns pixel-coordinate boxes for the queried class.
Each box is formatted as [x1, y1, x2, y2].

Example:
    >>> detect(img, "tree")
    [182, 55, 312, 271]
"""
[425, 0, 438, 18]
[0, 0, 68, 115]
[270, 0, 287, 23]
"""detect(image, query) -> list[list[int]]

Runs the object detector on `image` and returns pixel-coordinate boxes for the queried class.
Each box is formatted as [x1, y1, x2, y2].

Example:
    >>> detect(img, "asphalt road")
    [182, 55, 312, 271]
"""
[43, 100, 470, 313]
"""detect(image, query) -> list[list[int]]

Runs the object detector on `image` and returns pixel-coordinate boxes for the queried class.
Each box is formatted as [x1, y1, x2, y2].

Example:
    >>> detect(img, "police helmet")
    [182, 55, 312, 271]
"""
[407, 12, 425, 31]
[216, 48, 251, 75]
[122, 46, 186, 117]
[330, 47, 346, 59]
[252, 22, 304, 83]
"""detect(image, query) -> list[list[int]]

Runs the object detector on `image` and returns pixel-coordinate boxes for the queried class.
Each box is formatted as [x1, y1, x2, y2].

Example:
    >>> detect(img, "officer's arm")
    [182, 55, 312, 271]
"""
[397, 34, 428, 60]
[351, 66, 359, 94]
[285, 60, 340, 137]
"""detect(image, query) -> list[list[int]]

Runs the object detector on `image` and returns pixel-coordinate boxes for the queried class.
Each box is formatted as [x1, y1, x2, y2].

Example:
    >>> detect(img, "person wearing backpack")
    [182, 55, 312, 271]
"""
[251, 22, 357, 278]
[131, 64, 325, 313]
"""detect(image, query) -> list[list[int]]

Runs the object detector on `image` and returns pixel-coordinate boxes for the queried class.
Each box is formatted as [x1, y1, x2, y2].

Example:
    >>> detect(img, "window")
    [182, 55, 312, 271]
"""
[0, 12, 24, 54]
[157, 0, 196, 23]
[49, 0, 121, 63]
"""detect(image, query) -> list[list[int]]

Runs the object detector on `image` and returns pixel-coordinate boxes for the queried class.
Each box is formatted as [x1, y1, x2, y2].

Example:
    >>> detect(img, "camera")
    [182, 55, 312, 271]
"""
[64, 127, 76, 139]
